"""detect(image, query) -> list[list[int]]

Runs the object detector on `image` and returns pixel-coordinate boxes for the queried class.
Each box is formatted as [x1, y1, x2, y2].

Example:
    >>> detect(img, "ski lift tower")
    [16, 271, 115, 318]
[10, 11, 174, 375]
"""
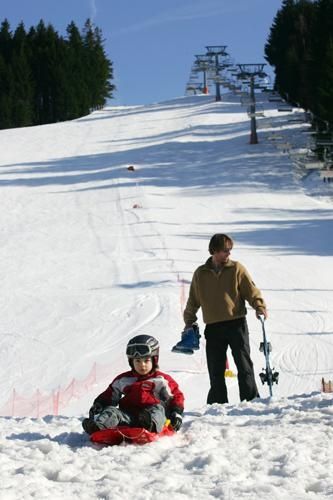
[194, 54, 213, 94]
[237, 64, 266, 144]
[206, 45, 228, 101]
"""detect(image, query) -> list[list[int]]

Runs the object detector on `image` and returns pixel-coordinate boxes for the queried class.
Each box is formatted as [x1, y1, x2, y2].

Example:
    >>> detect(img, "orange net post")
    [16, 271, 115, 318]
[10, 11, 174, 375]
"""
[53, 389, 60, 416]
[177, 274, 186, 314]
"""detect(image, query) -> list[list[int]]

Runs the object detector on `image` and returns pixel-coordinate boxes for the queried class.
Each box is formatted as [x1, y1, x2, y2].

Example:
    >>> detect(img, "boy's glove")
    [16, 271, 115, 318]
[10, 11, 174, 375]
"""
[89, 401, 105, 419]
[170, 411, 183, 431]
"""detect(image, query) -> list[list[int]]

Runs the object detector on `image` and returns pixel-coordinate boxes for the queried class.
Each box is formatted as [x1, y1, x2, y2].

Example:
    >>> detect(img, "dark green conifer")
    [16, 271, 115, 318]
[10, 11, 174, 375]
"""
[0, 18, 114, 129]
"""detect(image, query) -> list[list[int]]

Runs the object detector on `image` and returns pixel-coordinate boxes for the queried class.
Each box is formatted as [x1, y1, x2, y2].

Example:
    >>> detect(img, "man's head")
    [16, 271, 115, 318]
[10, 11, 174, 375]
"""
[209, 234, 234, 255]
[209, 233, 233, 266]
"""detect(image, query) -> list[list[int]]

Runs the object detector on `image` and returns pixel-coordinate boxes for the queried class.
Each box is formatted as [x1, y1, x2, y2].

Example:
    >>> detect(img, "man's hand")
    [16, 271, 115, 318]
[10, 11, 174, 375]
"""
[256, 308, 268, 320]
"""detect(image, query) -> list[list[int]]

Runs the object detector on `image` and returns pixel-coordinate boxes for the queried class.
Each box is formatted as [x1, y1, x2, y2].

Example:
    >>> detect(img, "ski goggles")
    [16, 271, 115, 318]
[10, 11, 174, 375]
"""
[126, 343, 154, 358]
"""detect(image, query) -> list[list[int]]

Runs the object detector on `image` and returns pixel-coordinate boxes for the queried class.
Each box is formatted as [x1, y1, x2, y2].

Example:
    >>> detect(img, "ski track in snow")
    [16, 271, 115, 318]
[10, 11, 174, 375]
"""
[0, 93, 332, 499]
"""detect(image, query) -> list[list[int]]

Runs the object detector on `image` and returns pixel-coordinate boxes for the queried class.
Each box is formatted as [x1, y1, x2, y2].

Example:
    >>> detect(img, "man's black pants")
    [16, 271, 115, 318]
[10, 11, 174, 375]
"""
[205, 317, 259, 404]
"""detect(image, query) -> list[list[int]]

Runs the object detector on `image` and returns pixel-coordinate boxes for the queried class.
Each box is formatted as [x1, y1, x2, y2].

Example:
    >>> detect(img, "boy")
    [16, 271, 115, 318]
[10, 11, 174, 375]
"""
[82, 334, 184, 434]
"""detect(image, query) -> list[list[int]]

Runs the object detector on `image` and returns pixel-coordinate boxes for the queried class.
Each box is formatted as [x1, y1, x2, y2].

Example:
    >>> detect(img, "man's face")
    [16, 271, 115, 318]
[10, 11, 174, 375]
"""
[212, 246, 232, 265]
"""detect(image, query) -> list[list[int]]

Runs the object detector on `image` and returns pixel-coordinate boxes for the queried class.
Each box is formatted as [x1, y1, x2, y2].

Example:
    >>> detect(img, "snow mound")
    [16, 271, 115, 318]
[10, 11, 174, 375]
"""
[1, 393, 332, 499]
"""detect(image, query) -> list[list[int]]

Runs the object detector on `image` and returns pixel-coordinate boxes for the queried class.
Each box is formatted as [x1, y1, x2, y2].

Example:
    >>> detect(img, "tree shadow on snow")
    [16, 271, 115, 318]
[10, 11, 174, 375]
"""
[0, 111, 331, 257]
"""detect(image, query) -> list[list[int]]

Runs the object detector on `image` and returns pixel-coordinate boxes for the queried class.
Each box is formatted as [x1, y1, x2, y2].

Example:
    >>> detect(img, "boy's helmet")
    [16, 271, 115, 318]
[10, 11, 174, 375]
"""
[126, 335, 159, 368]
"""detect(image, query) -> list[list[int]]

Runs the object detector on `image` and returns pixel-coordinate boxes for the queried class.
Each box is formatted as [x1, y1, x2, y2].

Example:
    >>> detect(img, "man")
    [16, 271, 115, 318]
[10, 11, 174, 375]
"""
[183, 233, 267, 404]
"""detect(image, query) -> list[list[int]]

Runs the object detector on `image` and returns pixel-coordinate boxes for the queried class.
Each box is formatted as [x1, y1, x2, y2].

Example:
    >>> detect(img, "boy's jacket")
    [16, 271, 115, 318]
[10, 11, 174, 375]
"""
[95, 370, 184, 415]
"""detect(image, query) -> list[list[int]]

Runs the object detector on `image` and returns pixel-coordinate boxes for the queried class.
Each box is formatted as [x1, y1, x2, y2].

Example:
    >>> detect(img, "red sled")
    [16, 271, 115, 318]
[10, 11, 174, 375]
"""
[90, 424, 175, 446]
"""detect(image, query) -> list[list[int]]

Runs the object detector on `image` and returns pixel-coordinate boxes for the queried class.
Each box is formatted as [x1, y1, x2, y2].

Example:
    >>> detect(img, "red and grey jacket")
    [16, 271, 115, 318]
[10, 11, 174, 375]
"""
[94, 369, 184, 416]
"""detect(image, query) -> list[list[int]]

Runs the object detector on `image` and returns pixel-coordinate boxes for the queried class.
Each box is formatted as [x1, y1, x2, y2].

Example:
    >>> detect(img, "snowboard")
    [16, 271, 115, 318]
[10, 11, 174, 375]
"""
[90, 424, 175, 446]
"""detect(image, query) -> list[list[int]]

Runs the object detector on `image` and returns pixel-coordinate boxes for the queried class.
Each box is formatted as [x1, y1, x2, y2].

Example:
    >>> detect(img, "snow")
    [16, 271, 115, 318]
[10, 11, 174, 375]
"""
[0, 93, 332, 499]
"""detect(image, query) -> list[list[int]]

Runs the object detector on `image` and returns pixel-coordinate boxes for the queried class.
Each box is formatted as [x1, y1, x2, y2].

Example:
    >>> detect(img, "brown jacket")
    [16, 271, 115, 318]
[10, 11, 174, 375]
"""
[184, 258, 266, 325]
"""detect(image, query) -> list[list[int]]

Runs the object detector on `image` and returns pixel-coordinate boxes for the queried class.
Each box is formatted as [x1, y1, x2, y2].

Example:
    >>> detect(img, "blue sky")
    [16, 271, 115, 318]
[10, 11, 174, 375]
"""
[2, 0, 282, 105]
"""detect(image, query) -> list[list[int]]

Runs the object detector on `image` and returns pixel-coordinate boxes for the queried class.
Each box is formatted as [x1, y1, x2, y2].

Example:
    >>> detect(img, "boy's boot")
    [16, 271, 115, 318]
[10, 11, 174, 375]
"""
[82, 418, 100, 435]
[137, 409, 156, 432]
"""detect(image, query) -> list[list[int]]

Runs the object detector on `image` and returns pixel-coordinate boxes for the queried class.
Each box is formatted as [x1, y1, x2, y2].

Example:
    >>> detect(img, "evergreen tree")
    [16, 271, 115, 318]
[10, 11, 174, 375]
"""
[0, 19, 12, 62]
[265, 0, 315, 109]
[66, 21, 90, 118]
[315, 37, 333, 122]
[0, 18, 115, 129]
[311, 0, 333, 122]
[28, 20, 63, 124]
[265, 0, 333, 123]
[82, 19, 114, 111]
[11, 22, 34, 127]
[27, 21, 49, 124]
[0, 53, 12, 128]
[0, 20, 13, 127]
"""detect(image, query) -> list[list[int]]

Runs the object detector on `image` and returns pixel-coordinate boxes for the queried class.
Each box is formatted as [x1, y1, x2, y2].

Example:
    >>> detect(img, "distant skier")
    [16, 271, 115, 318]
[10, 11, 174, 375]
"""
[82, 335, 184, 434]
[183, 233, 267, 404]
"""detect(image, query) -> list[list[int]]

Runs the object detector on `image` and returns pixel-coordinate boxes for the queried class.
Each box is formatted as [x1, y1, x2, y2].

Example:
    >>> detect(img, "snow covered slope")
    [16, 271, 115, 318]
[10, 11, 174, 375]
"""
[0, 94, 332, 498]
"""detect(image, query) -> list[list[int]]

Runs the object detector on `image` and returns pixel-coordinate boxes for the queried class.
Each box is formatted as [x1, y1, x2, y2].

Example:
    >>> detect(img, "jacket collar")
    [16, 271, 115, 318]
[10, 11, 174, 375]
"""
[205, 257, 235, 270]
[132, 369, 157, 379]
